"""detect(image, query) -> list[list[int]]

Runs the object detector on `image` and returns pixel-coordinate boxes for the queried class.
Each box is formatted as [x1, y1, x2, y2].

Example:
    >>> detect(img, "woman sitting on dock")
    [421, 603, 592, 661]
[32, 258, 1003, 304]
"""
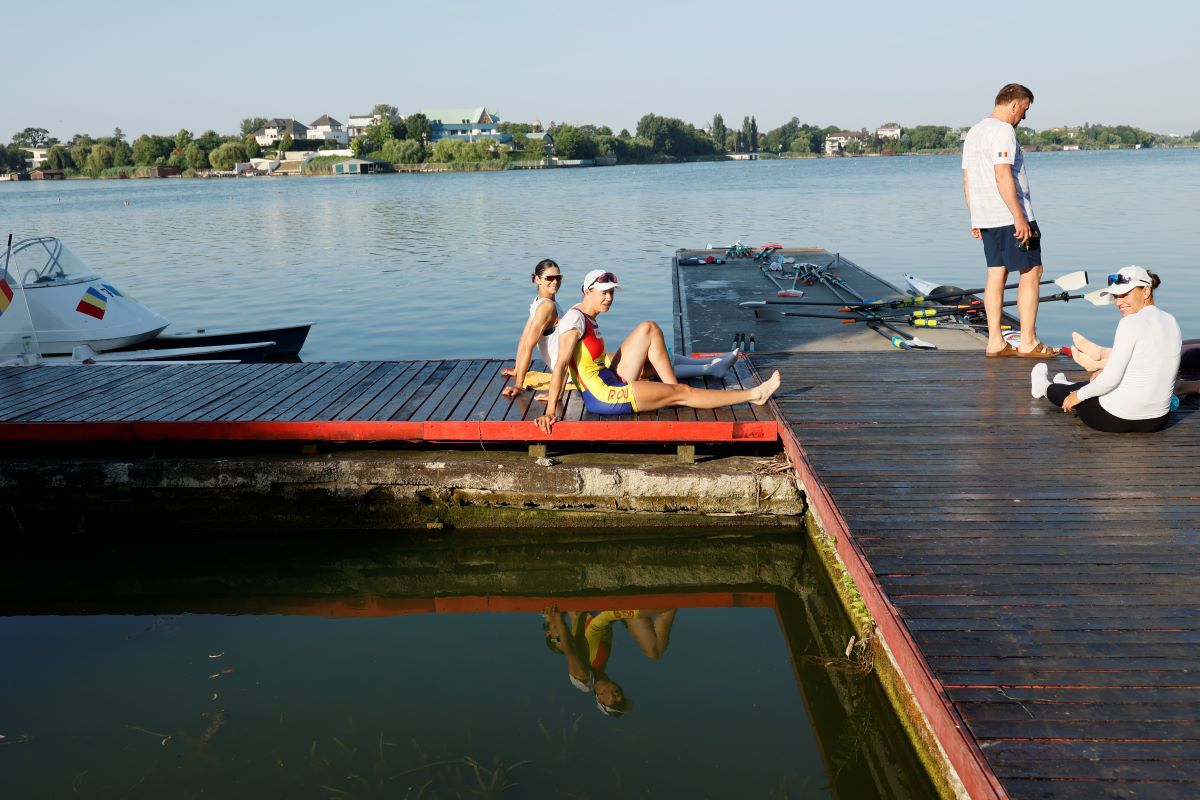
[1071, 332, 1200, 397]
[502, 261, 740, 400]
[501, 259, 565, 399]
[1030, 267, 1181, 432]
[535, 270, 781, 434]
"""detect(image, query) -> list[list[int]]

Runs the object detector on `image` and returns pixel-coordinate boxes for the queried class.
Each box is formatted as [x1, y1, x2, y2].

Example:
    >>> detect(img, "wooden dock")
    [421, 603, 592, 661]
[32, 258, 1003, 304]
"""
[673, 247, 1001, 355]
[759, 350, 1200, 800]
[0, 358, 775, 445]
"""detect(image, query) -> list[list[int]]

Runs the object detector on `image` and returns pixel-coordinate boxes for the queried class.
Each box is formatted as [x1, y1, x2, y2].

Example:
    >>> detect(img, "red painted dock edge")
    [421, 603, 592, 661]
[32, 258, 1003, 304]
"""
[0, 419, 778, 444]
[15, 591, 777, 620]
[772, 407, 1006, 800]
[259, 591, 776, 619]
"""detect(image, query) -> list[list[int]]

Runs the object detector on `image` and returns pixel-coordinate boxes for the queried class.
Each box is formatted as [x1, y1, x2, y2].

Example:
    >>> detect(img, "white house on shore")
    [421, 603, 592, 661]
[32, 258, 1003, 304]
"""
[254, 119, 310, 147]
[824, 130, 866, 155]
[420, 107, 512, 144]
[23, 146, 52, 168]
[307, 114, 348, 145]
[876, 123, 902, 140]
[346, 113, 385, 140]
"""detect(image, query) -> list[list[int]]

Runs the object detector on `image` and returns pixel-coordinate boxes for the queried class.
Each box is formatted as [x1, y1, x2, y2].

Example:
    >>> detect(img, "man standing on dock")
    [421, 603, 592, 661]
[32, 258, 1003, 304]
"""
[962, 83, 1056, 358]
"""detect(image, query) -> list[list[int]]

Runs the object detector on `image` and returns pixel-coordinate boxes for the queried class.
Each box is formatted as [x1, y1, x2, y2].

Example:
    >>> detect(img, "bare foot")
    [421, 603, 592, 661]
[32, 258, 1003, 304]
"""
[534, 392, 548, 403]
[751, 370, 781, 405]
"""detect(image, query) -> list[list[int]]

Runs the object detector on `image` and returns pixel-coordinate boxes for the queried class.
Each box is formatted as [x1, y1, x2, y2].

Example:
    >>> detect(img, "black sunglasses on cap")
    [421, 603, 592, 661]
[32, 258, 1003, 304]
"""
[587, 272, 619, 288]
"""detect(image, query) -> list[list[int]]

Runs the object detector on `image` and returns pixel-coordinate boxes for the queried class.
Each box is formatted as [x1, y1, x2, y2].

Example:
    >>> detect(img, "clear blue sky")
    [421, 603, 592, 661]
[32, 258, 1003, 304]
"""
[6, 0, 1198, 142]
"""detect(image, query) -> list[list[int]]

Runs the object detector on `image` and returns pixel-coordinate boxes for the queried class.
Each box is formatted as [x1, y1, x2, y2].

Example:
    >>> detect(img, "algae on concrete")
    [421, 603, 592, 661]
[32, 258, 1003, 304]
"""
[0, 448, 803, 534]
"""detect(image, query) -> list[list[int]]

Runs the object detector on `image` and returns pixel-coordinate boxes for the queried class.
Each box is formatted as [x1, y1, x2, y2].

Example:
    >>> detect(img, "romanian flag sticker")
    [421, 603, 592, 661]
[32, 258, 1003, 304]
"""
[0, 278, 12, 316]
[76, 286, 108, 319]
[998, 150, 1009, 157]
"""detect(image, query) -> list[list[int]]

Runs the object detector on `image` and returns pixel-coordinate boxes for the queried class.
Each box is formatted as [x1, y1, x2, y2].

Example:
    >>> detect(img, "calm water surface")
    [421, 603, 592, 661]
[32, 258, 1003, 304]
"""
[2, 152, 1196, 797]
[0, 532, 934, 799]
[3, 149, 1197, 360]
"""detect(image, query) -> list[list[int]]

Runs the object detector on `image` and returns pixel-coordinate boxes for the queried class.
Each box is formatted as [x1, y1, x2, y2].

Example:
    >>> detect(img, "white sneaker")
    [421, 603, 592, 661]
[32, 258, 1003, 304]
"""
[1030, 363, 1050, 399]
[1052, 372, 1071, 385]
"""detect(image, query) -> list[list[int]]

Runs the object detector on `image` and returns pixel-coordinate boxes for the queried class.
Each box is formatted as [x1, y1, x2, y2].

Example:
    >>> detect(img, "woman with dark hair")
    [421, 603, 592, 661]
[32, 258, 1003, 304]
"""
[1031, 266, 1181, 432]
[501, 259, 564, 399]
[535, 270, 780, 434]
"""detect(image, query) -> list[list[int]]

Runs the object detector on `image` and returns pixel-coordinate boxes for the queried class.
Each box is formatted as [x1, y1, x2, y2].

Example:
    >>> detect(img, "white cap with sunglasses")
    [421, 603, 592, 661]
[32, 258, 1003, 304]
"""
[1097, 266, 1153, 302]
[582, 270, 620, 292]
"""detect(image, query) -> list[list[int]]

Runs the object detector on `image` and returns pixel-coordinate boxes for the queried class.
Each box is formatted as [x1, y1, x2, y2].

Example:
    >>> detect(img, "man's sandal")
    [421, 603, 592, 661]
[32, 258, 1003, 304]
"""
[1018, 342, 1060, 358]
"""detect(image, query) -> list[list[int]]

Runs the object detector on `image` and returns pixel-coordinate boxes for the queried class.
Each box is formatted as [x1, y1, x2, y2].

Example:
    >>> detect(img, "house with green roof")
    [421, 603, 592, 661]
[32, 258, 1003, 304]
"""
[420, 107, 512, 144]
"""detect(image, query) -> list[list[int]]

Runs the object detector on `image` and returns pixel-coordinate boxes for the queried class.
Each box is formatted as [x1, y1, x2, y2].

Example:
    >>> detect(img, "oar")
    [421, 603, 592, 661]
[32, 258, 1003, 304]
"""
[803, 266, 937, 349]
[760, 266, 805, 297]
[780, 309, 939, 349]
[1082, 287, 1132, 306]
[876, 291, 1084, 323]
[882, 270, 1089, 309]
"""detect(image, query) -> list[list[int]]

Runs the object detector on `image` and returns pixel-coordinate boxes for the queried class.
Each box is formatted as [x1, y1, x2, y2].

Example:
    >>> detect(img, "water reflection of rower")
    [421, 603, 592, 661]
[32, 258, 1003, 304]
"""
[543, 604, 676, 717]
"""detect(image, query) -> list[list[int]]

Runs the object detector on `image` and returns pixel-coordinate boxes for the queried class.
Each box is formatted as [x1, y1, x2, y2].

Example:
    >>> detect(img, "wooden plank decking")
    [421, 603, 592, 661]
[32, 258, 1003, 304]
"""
[758, 350, 1200, 800]
[0, 359, 776, 444]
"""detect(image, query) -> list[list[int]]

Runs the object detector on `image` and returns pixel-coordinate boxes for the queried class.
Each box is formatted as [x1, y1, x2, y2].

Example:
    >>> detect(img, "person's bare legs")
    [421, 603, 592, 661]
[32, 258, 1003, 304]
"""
[984, 266, 1009, 354]
[1177, 379, 1200, 395]
[1016, 264, 1044, 353]
[628, 370, 781, 412]
[1070, 331, 1109, 371]
[610, 321, 677, 384]
[624, 609, 677, 662]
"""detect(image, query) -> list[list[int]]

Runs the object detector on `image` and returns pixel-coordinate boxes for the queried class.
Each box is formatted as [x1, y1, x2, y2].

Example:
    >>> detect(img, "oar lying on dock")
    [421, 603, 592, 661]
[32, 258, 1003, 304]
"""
[797, 263, 939, 350]
[879, 290, 1085, 322]
[889, 270, 1089, 308]
[739, 270, 1088, 312]
[778, 310, 938, 350]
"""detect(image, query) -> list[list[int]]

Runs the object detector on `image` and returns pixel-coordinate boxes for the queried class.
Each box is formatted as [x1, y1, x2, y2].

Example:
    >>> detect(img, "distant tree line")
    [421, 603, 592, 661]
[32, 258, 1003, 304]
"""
[4, 124, 275, 176]
[7, 114, 1199, 176]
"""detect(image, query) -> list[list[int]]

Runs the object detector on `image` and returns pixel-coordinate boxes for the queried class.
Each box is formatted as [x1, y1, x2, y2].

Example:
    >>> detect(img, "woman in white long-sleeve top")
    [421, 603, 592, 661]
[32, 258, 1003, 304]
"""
[1031, 266, 1181, 433]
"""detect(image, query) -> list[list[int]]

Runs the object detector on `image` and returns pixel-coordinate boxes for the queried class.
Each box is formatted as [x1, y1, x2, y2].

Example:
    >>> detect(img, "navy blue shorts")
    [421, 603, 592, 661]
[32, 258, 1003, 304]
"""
[981, 220, 1042, 271]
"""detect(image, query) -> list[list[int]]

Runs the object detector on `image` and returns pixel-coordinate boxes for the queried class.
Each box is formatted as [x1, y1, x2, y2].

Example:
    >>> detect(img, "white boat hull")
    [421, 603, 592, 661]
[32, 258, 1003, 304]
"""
[2, 237, 306, 363]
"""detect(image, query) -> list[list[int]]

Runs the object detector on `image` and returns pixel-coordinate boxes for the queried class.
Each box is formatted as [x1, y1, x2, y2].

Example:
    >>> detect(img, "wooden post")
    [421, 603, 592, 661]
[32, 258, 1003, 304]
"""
[676, 444, 695, 465]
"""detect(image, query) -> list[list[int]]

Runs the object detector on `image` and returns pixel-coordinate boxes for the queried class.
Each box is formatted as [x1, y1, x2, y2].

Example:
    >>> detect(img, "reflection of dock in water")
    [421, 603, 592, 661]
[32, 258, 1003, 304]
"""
[2, 530, 937, 799]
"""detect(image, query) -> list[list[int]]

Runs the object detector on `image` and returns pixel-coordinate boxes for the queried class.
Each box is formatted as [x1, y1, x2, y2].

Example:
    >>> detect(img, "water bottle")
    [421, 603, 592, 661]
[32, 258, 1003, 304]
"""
[1171, 394, 1181, 411]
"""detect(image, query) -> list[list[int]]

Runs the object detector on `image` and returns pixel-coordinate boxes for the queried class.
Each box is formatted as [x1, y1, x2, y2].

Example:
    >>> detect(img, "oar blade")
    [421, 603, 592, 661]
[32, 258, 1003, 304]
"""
[905, 336, 938, 350]
[1053, 270, 1088, 292]
[1084, 288, 1112, 306]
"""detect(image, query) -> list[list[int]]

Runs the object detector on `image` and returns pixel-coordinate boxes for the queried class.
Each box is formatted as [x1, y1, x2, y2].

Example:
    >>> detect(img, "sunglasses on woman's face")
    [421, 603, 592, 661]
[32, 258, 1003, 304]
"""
[541, 275, 562, 283]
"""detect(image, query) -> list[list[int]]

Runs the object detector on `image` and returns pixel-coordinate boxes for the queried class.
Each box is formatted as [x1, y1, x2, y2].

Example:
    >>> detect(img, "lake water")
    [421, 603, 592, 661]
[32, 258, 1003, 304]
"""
[3, 148, 1198, 361]
[2, 152, 1197, 797]
[0, 531, 936, 799]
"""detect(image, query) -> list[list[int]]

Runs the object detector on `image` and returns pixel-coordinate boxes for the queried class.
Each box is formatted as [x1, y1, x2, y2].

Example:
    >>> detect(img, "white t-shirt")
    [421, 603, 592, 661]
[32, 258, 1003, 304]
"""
[529, 296, 561, 369]
[1076, 305, 1181, 419]
[961, 117, 1035, 229]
